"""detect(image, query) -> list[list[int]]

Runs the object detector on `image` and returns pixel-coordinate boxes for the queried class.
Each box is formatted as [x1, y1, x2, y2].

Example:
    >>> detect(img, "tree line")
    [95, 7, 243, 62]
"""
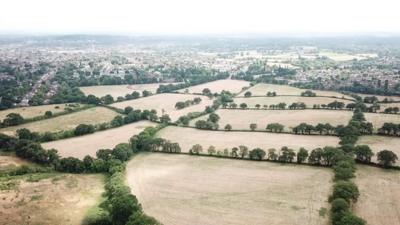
[175, 97, 202, 110]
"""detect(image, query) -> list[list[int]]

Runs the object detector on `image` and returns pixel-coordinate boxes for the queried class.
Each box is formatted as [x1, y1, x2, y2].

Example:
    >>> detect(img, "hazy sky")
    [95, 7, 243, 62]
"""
[1, 0, 400, 35]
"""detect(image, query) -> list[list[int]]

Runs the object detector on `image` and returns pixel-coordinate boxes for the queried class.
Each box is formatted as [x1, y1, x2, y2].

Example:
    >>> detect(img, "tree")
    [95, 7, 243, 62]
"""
[331, 181, 359, 203]
[207, 146, 216, 155]
[142, 90, 151, 97]
[354, 145, 374, 163]
[175, 101, 186, 109]
[177, 116, 190, 126]
[160, 114, 171, 124]
[113, 143, 132, 161]
[224, 124, 232, 131]
[132, 91, 140, 99]
[377, 150, 398, 167]
[244, 91, 252, 97]
[250, 123, 257, 131]
[202, 88, 211, 95]
[111, 115, 125, 127]
[339, 213, 366, 225]
[74, 124, 95, 136]
[239, 145, 248, 158]
[3, 113, 24, 126]
[101, 94, 114, 104]
[249, 148, 266, 160]
[240, 103, 248, 109]
[231, 147, 238, 157]
[190, 144, 203, 155]
[124, 106, 133, 114]
[208, 113, 220, 123]
[44, 111, 53, 117]
[255, 104, 261, 109]
[86, 94, 101, 105]
[297, 147, 308, 163]
[278, 146, 296, 163]
[267, 148, 278, 161]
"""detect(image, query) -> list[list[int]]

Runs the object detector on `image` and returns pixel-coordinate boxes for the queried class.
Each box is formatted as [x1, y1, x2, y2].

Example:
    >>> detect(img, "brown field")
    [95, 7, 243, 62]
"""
[0, 103, 83, 121]
[234, 96, 354, 108]
[364, 112, 400, 130]
[156, 126, 340, 152]
[375, 102, 400, 113]
[0, 107, 119, 136]
[111, 93, 213, 121]
[177, 79, 250, 94]
[238, 83, 353, 99]
[357, 135, 400, 165]
[0, 173, 104, 225]
[0, 155, 27, 171]
[42, 121, 156, 159]
[190, 109, 352, 131]
[126, 153, 332, 225]
[354, 165, 400, 225]
[80, 83, 177, 98]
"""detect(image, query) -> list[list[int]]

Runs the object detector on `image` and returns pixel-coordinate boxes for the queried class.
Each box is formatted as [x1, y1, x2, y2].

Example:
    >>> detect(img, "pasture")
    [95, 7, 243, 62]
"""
[357, 135, 400, 165]
[364, 112, 400, 130]
[234, 96, 354, 108]
[80, 83, 176, 98]
[318, 51, 377, 61]
[354, 166, 400, 225]
[126, 153, 332, 225]
[111, 93, 212, 121]
[0, 173, 104, 225]
[190, 109, 352, 131]
[357, 93, 400, 102]
[238, 83, 353, 99]
[177, 79, 250, 94]
[0, 103, 83, 121]
[156, 126, 340, 152]
[0, 107, 119, 136]
[42, 121, 156, 159]
[0, 155, 27, 171]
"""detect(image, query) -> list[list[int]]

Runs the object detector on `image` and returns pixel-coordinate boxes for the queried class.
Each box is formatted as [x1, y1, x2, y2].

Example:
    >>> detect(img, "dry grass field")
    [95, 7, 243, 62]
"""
[111, 93, 213, 121]
[364, 112, 400, 130]
[80, 83, 177, 98]
[156, 126, 340, 152]
[190, 109, 352, 131]
[126, 153, 332, 225]
[0, 107, 119, 136]
[0, 104, 82, 121]
[238, 83, 353, 99]
[318, 51, 377, 61]
[357, 93, 400, 102]
[357, 135, 400, 165]
[0, 173, 104, 225]
[354, 166, 400, 225]
[0, 155, 27, 171]
[375, 102, 400, 113]
[42, 121, 156, 159]
[234, 96, 354, 108]
[177, 79, 250, 94]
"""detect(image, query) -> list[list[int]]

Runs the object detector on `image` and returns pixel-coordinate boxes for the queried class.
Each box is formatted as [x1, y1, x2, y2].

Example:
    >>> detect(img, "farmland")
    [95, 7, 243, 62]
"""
[111, 93, 212, 121]
[126, 153, 332, 225]
[0, 155, 27, 171]
[156, 126, 340, 152]
[177, 79, 250, 94]
[234, 96, 354, 108]
[357, 135, 400, 165]
[190, 109, 352, 131]
[364, 112, 400, 130]
[0, 173, 104, 225]
[238, 83, 353, 99]
[354, 166, 400, 225]
[318, 51, 377, 61]
[0, 107, 119, 136]
[0, 103, 84, 121]
[80, 83, 177, 98]
[42, 121, 156, 159]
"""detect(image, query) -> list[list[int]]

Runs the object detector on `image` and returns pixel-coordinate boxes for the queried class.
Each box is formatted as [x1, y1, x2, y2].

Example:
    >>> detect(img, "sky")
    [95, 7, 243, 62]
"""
[1, 0, 400, 35]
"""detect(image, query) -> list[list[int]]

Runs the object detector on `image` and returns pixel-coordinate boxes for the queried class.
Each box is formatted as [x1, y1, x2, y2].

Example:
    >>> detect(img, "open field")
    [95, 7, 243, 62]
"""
[190, 109, 352, 131]
[375, 102, 400, 113]
[42, 121, 156, 159]
[126, 153, 332, 225]
[319, 51, 377, 61]
[156, 126, 340, 152]
[234, 96, 354, 108]
[0, 107, 119, 136]
[177, 79, 250, 94]
[111, 93, 213, 121]
[354, 165, 400, 225]
[0, 103, 84, 121]
[80, 83, 177, 98]
[357, 93, 400, 102]
[238, 83, 353, 99]
[0, 155, 27, 171]
[0, 173, 104, 225]
[364, 112, 400, 130]
[357, 135, 400, 165]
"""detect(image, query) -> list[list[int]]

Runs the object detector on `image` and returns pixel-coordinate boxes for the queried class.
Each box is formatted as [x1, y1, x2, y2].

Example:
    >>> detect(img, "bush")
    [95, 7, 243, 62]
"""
[74, 124, 95, 136]
[330, 181, 359, 203]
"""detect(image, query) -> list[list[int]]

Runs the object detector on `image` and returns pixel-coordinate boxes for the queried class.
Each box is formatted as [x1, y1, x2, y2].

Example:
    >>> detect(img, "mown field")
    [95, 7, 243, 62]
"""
[354, 165, 400, 225]
[0, 172, 104, 225]
[156, 126, 340, 152]
[177, 79, 250, 94]
[0, 107, 119, 135]
[234, 96, 354, 108]
[364, 112, 400, 130]
[42, 121, 156, 159]
[190, 109, 352, 131]
[126, 153, 332, 225]
[111, 93, 212, 121]
[357, 135, 400, 165]
[238, 83, 353, 99]
[80, 83, 177, 98]
[0, 103, 84, 121]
